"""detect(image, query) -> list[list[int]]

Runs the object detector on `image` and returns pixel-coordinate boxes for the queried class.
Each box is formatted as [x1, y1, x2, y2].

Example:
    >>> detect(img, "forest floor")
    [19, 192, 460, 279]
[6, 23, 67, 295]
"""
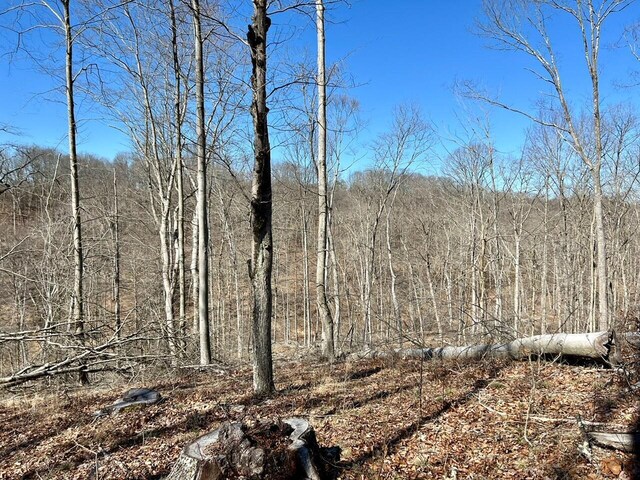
[0, 352, 638, 480]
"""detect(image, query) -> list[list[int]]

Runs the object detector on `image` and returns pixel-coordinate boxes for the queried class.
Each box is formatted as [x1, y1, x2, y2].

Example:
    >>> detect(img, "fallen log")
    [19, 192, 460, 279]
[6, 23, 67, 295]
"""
[586, 431, 640, 453]
[166, 418, 339, 480]
[356, 331, 618, 364]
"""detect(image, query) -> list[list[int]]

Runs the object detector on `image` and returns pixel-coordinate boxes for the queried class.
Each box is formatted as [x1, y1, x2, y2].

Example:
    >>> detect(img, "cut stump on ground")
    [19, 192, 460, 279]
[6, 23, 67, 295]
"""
[166, 417, 340, 480]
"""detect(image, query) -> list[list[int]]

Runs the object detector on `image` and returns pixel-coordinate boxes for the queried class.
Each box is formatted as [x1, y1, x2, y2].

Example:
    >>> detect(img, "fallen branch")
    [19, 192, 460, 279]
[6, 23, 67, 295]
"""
[0, 334, 146, 387]
[177, 362, 231, 375]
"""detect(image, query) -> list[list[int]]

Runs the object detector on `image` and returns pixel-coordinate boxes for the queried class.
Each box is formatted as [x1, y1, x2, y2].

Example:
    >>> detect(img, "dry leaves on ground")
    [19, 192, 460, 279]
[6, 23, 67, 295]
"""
[0, 356, 638, 479]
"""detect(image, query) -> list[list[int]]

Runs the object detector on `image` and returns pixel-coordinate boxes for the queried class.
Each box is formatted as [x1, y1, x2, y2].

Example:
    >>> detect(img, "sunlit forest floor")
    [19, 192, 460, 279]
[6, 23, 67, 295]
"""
[1, 352, 638, 479]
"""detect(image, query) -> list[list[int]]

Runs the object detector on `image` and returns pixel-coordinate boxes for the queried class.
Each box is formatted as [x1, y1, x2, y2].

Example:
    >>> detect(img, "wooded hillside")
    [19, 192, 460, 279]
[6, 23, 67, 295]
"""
[2, 142, 640, 379]
[1, 0, 640, 380]
[1, 0, 640, 477]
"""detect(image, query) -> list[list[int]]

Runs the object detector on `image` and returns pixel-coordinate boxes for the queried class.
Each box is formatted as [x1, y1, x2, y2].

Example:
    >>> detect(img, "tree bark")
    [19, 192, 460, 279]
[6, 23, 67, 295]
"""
[170, 0, 187, 345]
[62, 0, 87, 385]
[191, 206, 199, 334]
[248, 0, 275, 396]
[315, 0, 335, 362]
[166, 418, 336, 480]
[586, 431, 640, 453]
[192, 0, 211, 365]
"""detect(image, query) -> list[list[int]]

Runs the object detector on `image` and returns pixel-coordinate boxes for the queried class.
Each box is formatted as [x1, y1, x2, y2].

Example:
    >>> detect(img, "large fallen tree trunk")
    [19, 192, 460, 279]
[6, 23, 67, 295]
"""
[575, 419, 640, 453]
[357, 331, 619, 364]
[586, 431, 640, 452]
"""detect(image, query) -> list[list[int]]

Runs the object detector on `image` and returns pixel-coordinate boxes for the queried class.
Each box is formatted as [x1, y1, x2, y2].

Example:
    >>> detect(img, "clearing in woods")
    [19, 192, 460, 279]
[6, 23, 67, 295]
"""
[0, 356, 638, 479]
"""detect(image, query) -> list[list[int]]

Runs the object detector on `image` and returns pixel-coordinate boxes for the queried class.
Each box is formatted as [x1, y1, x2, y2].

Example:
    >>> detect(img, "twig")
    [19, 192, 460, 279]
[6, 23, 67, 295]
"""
[73, 440, 100, 479]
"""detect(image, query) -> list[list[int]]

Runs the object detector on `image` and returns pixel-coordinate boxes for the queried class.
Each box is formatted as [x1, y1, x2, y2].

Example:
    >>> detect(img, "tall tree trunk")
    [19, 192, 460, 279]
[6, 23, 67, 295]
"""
[315, 0, 334, 362]
[513, 229, 521, 334]
[191, 207, 199, 334]
[301, 208, 311, 346]
[160, 211, 177, 360]
[192, 0, 211, 364]
[589, 215, 597, 332]
[170, 0, 187, 344]
[328, 226, 341, 350]
[63, 0, 87, 385]
[385, 210, 401, 345]
[248, 0, 275, 396]
[112, 168, 121, 340]
[593, 174, 608, 331]
[589, 17, 608, 331]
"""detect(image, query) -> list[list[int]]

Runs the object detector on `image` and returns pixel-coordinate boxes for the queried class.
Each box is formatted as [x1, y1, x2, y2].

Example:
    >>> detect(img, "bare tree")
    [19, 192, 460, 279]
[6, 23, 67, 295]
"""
[169, 0, 187, 354]
[479, 0, 634, 331]
[191, 0, 212, 365]
[314, 0, 335, 361]
[350, 106, 430, 348]
[6, 0, 91, 382]
[0, 144, 35, 196]
[248, 0, 275, 395]
[62, 0, 88, 384]
[87, 0, 187, 360]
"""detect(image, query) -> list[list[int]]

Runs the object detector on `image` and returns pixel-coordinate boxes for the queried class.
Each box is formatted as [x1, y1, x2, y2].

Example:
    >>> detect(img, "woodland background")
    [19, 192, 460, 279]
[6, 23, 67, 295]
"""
[1, 0, 640, 382]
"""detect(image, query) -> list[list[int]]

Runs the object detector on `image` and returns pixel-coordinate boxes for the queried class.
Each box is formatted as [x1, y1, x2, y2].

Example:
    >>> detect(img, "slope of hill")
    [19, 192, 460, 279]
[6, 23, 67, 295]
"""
[1, 356, 638, 479]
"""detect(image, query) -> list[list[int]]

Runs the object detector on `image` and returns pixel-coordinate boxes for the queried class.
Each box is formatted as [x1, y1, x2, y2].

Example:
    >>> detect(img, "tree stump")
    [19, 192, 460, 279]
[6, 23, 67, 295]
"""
[166, 417, 339, 480]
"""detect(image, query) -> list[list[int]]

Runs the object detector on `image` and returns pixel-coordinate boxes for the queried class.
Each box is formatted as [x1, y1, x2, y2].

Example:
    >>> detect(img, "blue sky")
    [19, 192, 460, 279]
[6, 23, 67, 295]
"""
[322, 1, 640, 162]
[1, 0, 639, 167]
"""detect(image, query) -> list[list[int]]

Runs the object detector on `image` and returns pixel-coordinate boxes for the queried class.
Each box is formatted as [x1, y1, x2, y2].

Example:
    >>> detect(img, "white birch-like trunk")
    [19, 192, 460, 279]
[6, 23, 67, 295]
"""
[386, 215, 401, 345]
[315, 0, 334, 361]
[192, 0, 211, 365]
